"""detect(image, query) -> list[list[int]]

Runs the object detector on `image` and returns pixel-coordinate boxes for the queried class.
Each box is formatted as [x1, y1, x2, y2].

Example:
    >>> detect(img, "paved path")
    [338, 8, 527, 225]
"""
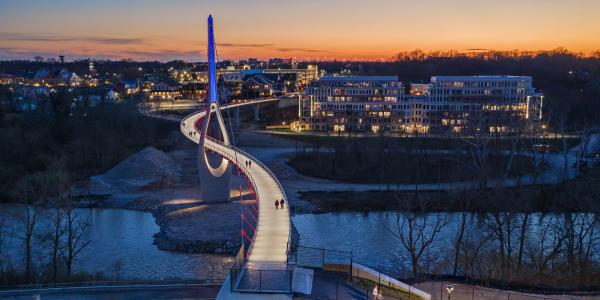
[243, 133, 600, 195]
[180, 100, 290, 272]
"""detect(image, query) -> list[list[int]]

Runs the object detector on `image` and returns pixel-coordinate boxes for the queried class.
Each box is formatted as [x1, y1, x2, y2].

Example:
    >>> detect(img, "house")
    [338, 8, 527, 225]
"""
[31, 68, 82, 87]
[241, 73, 296, 98]
[148, 81, 181, 101]
[241, 74, 276, 98]
[218, 72, 243, 102]
[180, 82, 207, 100]
[56, 69, 82, 87]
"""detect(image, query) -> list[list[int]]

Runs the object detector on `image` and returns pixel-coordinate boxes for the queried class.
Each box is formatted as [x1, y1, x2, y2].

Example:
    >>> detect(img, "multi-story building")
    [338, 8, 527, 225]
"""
[148, 81, 181, 101]
[298, 75, 544, 135]
[423, 76, 543, 134]
[298, 76, 404, 133]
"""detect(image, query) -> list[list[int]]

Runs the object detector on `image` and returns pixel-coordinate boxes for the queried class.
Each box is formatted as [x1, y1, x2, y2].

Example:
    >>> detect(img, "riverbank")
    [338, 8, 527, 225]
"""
[69, 145, 246, 255]
[0, 204, 232, 284]
[293, 164, 600, 214]
[64, 121, 301, 256]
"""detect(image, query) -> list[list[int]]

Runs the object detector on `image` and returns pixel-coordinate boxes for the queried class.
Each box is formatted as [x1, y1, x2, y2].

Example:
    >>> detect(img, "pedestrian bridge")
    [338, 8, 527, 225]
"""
[180, 99, 293, 296]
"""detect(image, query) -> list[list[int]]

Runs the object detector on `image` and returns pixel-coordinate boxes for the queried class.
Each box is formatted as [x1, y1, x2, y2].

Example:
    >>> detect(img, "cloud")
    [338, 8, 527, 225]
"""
[216, 42, 330, 53]
[0, 47, 63, 59]
[118, 49, 204, 61]
[275, 47, 330, 53]
[219, 42, 275, 48]
[0, 46, 204, 62]
[0, 32, 146, 45]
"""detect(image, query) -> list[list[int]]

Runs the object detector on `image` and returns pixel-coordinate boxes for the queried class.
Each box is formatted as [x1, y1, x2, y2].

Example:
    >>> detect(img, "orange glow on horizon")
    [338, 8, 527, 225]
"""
[1, 1, 599, 61]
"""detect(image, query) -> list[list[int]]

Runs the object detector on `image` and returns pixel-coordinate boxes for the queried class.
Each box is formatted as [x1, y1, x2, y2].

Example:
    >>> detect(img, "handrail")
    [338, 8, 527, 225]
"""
[180, 100, 291, 293]
[205, 135, 291, 257]
[182, 101, 291, 256]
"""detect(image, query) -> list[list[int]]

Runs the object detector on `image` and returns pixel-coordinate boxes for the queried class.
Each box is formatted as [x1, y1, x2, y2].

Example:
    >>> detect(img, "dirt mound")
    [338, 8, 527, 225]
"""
[89, 147, 182, 195]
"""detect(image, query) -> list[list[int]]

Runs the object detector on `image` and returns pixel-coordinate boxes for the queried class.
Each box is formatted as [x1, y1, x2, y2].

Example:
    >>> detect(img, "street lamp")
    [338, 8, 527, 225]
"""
[446, 284, 454, 300]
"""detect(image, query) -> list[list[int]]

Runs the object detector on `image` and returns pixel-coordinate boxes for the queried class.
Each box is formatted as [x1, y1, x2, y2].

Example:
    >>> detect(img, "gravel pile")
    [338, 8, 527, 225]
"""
[89, 147, 182, 195]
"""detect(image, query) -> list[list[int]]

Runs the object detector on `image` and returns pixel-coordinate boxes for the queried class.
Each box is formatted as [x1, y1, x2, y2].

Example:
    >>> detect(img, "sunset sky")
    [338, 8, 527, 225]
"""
[1, 0, 599, 61]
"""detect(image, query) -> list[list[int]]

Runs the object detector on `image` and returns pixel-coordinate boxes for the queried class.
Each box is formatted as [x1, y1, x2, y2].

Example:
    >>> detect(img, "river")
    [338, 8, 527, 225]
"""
[1, 205, 596, 281]
[0, 204, 231, 281]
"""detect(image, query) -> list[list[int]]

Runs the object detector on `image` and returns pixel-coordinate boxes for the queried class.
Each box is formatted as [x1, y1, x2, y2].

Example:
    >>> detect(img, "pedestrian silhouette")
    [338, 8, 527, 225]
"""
[280, 198, 285, 208]
[274, 199, 279, 209]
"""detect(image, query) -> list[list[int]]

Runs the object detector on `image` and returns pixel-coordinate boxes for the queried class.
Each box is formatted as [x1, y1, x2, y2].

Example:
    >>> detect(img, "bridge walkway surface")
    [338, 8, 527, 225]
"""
[181, 100, 292, 299]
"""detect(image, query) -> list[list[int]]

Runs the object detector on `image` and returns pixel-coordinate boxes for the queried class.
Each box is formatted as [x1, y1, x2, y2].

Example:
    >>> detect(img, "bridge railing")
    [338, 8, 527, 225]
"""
[182, 111, 263, 261]
[224, 143, 291, 255]
[204, 135, 291, 259]
[230, 268, 293, 294]
[291, 245, 353, 273]
[181, 101, 292, 294]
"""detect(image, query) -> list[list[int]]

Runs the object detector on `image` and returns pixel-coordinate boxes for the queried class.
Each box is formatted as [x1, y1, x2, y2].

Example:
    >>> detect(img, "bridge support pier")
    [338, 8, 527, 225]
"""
[198, 150, 231, 202]
[235, 106, 240, 128]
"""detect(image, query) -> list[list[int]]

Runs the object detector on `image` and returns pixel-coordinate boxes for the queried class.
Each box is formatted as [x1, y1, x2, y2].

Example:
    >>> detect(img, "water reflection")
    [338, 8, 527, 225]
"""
[0, 204, 231, 280]
[294, 212, 490, 275]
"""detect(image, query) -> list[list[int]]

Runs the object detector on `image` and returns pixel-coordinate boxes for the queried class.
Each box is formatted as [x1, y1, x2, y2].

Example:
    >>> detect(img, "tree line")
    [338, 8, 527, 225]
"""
[0, 94, 177, 202]
[388, 197, 600, 290]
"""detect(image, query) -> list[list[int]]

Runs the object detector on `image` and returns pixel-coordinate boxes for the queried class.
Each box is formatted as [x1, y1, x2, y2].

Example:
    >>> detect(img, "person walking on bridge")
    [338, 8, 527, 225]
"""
[248, 160, 252, 168]
[280, 198, 285, 208]
[274, 199, 280, 210]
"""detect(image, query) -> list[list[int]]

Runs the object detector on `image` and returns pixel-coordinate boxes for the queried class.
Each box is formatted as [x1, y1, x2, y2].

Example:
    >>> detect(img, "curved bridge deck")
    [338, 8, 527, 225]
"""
[181, 100, 291, 291]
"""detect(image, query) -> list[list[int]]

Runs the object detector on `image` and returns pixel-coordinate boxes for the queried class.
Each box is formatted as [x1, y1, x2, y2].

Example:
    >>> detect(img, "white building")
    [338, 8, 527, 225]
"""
[299, 76, 404, 133]
[299, 75, 544, 135]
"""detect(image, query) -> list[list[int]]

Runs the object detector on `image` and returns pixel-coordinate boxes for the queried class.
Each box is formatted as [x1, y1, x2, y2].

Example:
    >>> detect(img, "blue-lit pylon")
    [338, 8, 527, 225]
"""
[207, 15, 218, 104]
[197, 15, 230, 188]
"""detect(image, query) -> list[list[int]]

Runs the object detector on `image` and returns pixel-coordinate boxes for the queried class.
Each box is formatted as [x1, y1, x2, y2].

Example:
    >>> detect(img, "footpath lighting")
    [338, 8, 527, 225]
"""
[446, 284, 454, 300]
[372, 285, 383, 300]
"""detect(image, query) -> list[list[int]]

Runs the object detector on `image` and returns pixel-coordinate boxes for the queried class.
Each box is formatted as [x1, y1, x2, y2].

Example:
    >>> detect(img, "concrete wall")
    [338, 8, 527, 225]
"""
[351, 263, 431, 300]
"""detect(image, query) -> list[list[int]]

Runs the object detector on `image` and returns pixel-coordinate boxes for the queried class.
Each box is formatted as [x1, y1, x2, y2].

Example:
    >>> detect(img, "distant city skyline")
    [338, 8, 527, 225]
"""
[1, 0, 599, 61]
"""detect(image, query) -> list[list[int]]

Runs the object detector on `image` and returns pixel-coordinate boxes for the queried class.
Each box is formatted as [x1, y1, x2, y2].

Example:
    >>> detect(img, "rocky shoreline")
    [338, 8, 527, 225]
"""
[65, 127, 308, 256]
[152, 230, 240, 254]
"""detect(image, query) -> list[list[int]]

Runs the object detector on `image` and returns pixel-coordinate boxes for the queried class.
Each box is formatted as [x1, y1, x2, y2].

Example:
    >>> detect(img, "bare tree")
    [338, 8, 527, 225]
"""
[462, 225, 491, 279]
[452, 192, 471, 276]
[63, 203, 90, 279]
[15, 205, 40, 283]
[387, 195, 448, 277]
[12, 174, 46, 284]
[555, 108, 571, 182]
[465, 126, 491, 189]
[574, 124, 593, 172]
[529, 215, 563, 280]
[47, 207, 66, 282]
[483, 211, 519, 281]
[48, 156, 70, 282]
[560, 212, 600, 283]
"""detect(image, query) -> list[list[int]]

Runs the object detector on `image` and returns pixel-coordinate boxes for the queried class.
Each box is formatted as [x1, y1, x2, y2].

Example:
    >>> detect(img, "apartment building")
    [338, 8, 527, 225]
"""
[298, 76, 404, 133]
[298, 75, 544, 135]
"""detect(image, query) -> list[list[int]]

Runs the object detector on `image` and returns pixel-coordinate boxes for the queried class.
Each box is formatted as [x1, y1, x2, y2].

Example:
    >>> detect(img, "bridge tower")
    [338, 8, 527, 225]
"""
[198, 15, 231, 202]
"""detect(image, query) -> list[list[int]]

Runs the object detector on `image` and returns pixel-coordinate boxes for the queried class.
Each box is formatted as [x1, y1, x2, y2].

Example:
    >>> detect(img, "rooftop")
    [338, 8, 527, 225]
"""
[320, 75, 398, 81]
[431, 75, 532, 82]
